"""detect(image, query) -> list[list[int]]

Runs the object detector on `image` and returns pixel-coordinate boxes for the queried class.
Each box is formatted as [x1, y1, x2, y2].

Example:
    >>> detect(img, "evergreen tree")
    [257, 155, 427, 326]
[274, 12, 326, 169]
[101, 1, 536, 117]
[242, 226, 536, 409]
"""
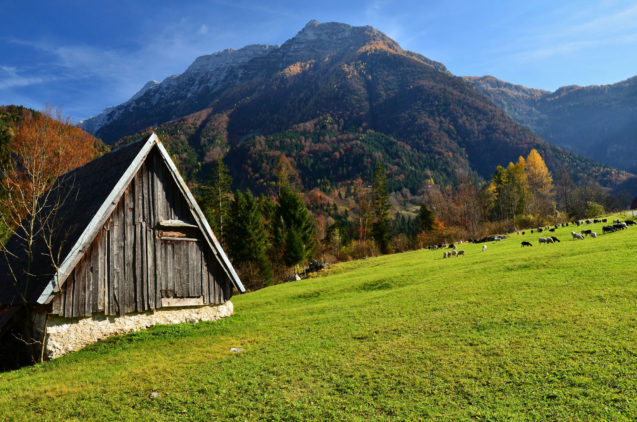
[371, 162, 392, 253]
[509, 156, 529, 215]
[416, 203, 435, 233]
[283, 229, 305, 268]
[258, 194, 277, 224]
[275, 184, 316, 274]
[226, 190, 272, 284]
[200, 157, 232, 242]
[486, 165, 518, 221]
[258, 194, 277, 262]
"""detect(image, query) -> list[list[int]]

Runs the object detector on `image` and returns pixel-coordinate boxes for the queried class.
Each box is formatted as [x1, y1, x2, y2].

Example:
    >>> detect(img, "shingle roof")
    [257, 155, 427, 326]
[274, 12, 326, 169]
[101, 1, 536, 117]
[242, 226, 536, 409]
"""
[0, 133, 243, 307]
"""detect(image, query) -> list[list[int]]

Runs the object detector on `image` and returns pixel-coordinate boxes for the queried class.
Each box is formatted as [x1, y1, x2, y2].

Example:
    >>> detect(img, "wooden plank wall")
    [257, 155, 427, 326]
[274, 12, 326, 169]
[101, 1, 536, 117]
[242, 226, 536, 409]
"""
[51, 148, 232, 317]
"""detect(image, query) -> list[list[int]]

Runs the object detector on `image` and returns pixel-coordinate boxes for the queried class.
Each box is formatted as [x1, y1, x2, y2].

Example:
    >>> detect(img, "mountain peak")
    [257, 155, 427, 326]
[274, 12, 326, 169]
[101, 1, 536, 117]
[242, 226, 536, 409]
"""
[278, 20, 399, 63]
[291, 20, 386, 44]
[302, 19, 320, 29]
[294, 20, 346, 42]
[81, 20, 446, 141]
[185, 44, 275, 74]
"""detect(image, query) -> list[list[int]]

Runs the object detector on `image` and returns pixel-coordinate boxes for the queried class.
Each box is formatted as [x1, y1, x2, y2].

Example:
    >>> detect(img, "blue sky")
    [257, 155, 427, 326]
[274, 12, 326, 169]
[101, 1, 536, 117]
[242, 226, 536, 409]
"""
[2, 0, 637, 123]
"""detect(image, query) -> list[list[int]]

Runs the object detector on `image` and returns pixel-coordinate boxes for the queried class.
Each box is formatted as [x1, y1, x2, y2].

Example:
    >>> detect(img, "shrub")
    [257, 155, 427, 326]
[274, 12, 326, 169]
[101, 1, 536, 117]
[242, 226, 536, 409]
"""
[339, 240, 379, 261]
[391, 234, 411, 253]
[585, 202, 605, 218]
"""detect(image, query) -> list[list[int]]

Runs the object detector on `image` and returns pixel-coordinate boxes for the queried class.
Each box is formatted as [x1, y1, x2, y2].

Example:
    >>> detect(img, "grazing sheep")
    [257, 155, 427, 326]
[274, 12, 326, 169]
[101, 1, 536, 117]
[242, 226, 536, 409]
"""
[551, 236, 560, 243]
[613, 222, 628, 230]
[602, 218, 608, 223]
[626, 220, 635, 226]
[457, 250, 465, 256]
[581, 229, 592, 236]
[571, 231, 585, 240]
[451, 249, 458, 256]
[531, 230, 534, 234]
[482, 245, 487, 252]
[539, 237, 554, 244]
[549, 228, 555, 232]
[538, 237, 548, 244]
[443, 251, 449, 258]
[603, 225, 615, 234]
[449, 244, 456, 249]
[521, 241, 532, 247]
[614, 219, 620, 224]
[522, 231, 525, 235]
[590, 232, 597, 238]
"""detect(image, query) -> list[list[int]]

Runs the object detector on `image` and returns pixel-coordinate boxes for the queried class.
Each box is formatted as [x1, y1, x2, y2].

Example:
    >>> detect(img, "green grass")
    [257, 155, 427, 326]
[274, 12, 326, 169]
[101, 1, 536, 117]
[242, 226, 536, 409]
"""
[1, 219, 636, 420]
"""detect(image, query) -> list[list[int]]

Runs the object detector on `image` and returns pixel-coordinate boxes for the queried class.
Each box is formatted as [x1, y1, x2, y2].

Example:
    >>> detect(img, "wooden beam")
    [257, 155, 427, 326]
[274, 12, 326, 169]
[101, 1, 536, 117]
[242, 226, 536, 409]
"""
[159, 236, 199, 242]
[157, 220, 198, 229]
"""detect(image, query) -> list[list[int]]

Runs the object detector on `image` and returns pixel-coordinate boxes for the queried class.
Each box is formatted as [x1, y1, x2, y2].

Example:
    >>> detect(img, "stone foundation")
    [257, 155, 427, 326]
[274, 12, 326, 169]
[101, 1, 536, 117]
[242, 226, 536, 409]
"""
[44, 301, 233, 359]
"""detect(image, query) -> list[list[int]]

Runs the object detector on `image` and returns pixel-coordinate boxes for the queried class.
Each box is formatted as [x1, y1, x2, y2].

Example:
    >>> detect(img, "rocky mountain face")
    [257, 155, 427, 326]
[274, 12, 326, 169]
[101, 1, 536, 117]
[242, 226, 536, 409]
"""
[465, 75, 637, 174]
[82, 21, 450, 144]
[83, 21, 633, 195]
[81, 43, 276, 141]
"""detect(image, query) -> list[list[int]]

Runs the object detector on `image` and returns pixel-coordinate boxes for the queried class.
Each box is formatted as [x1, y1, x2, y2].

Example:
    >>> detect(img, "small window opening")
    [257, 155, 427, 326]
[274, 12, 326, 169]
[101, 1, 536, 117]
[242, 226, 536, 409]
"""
[157, 219, 199, 241]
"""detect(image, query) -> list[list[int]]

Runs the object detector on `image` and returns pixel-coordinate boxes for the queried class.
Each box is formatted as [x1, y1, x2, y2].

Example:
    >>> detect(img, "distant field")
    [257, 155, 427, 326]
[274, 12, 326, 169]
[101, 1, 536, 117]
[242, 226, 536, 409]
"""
[0, 216, 635, 420]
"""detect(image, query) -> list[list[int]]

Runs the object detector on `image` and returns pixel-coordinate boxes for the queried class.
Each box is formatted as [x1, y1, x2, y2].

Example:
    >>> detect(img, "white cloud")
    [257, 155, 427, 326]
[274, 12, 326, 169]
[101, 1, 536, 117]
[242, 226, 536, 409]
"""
[478, 4, 637, 73]
[567, 4, 637, 36]
[0, 65, 52, 89]
[198, 24, 209, 35]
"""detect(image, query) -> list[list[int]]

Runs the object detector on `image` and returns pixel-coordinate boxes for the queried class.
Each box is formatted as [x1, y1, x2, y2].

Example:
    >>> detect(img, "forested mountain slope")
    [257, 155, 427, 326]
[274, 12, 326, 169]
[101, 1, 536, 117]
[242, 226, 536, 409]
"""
[465, 75, 637, 174]
[83, 21, 633, 195]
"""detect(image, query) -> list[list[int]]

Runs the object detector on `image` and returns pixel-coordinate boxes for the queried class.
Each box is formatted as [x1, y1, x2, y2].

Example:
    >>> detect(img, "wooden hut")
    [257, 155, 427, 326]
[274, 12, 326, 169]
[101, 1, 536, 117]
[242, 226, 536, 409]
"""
[0, 133, 244, 365]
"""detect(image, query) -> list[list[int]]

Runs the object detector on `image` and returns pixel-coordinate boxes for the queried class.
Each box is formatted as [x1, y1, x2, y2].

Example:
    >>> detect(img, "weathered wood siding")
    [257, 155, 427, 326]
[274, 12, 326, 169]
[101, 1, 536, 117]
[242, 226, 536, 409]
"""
[51, 148, 232, 317]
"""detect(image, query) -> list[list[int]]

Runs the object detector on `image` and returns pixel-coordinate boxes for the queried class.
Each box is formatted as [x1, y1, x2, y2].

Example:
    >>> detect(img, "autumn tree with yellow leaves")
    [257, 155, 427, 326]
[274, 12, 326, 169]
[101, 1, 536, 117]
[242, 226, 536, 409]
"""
[486, 149, 555, 222]
[524, 149, 555, 216]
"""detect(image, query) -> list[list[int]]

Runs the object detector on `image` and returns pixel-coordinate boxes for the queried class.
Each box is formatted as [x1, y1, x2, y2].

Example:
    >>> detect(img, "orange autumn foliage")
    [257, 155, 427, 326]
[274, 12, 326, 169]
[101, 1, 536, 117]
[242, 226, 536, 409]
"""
[2, 108, 101, 226]
[12, 109, 98, 180]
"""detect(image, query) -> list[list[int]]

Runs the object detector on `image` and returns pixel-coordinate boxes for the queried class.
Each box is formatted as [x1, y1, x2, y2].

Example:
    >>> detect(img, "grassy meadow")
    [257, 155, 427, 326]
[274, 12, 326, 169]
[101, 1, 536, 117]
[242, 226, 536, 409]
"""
[0, 217, 635, 420]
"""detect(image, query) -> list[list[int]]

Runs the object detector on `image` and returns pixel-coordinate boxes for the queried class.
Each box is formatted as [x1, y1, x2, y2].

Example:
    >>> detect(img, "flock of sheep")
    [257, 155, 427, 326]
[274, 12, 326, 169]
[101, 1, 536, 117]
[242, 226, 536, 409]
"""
[441, 217, 634, 258]
[443, 243, 486, 258]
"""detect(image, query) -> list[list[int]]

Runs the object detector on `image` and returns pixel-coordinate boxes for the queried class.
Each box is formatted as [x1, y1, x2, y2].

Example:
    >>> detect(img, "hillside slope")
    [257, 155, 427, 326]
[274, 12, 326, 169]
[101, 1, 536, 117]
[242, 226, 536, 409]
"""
[465, 75, 637, 174]
[0, 217, 635, 419]
[92, 21, 632, 194]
